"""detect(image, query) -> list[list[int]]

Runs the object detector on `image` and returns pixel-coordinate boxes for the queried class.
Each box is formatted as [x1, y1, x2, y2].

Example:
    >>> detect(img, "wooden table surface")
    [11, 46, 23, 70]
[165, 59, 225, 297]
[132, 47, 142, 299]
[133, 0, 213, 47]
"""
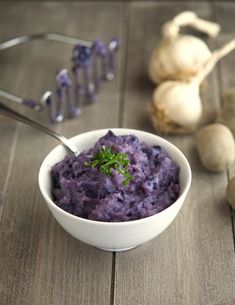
[0, 1, 234, 304]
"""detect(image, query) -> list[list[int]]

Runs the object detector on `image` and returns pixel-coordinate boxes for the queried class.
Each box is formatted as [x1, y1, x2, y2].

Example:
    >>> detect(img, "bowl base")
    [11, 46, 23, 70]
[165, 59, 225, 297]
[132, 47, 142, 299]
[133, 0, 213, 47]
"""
[97, 246, 136, 252]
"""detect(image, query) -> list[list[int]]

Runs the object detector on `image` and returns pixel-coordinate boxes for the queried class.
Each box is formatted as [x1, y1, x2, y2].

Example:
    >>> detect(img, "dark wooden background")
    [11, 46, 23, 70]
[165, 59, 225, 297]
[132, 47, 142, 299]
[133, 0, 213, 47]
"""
[0, 1, 234, 305]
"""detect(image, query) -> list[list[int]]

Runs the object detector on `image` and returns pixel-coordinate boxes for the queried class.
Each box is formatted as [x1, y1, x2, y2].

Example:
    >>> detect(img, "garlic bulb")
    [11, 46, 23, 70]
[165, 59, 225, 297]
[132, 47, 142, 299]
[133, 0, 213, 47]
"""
[151, 39, 235, 134]
[196, 124, 235, 172]
[148, 11, 221, 84]
[152, 81, 202, 134]
[218, 88, 235, 136]
[149, 36, 211, 84]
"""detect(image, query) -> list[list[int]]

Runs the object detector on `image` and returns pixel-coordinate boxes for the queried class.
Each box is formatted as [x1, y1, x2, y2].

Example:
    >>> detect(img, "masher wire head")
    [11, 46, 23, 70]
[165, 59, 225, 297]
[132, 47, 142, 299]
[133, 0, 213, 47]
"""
[0, 33, 120, 123]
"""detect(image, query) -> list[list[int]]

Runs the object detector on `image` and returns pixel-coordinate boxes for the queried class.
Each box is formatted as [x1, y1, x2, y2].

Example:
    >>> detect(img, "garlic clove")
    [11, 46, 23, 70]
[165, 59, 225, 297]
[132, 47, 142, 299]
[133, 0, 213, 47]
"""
[149, 35, 211, 84]
[151, 81, 202, 134]
[226, 177, 235, 209]
[196, 123, 235, 172]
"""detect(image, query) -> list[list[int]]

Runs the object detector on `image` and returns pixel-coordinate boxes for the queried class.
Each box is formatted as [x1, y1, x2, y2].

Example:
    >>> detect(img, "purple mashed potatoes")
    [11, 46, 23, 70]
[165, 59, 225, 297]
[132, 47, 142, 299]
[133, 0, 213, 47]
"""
[51, 131, 180, 222]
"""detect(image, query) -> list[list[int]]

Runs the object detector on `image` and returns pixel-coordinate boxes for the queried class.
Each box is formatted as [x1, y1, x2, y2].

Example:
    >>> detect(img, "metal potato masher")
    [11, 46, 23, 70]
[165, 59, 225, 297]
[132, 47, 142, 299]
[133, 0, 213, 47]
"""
[0, 33, 119, 123]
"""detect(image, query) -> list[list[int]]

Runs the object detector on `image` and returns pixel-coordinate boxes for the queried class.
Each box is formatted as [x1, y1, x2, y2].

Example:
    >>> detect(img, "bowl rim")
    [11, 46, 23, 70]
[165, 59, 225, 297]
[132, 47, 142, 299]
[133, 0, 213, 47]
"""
[38, 128, 191, 226]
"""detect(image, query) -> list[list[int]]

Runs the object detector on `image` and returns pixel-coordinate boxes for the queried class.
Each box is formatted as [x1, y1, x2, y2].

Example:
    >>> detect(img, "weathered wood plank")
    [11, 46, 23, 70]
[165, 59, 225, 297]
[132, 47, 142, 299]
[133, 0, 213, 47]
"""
[0, 5, 29, 220]
[115, 2, 235, 305]
[214, 1, 235, 248]
[0, 2, 125, 304]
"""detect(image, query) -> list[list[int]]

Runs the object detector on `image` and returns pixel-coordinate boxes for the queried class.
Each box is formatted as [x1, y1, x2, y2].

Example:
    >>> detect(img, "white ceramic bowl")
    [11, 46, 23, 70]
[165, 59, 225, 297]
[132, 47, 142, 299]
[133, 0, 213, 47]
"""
[38, 128, 191, 251]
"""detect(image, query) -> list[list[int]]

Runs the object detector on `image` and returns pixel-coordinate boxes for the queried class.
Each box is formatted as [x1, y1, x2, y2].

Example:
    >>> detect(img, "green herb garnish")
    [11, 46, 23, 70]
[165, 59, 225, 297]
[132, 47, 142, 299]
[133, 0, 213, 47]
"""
[85, 146, 132, 186]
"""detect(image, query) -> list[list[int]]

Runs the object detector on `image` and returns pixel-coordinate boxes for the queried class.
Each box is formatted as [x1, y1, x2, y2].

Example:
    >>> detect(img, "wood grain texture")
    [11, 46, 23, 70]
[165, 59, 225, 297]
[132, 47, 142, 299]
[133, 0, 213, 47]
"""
[115, 2, 235, 305]
[0, 2, 235, 305]
[0, 2, 126, 305]
[214, 1, 235, 250]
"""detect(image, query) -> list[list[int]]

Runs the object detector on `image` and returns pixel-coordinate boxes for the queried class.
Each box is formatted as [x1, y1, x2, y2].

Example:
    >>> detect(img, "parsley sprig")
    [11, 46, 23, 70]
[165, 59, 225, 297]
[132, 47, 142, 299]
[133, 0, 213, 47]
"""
[85, 146, 132, 186]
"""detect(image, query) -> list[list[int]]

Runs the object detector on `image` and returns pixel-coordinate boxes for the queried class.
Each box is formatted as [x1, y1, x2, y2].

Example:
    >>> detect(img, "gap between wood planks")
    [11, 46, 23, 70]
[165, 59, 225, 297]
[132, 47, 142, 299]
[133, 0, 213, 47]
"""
[111, 2, 131, 305]
[0, 123, 19, 221]
[118, 2, 131, 128]
[213, 2, 235, 253]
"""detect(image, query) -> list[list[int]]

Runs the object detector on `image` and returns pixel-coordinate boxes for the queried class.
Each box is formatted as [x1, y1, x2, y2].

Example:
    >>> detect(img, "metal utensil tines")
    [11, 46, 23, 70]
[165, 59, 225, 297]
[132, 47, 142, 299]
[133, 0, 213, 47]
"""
[0, 33, 119, 123]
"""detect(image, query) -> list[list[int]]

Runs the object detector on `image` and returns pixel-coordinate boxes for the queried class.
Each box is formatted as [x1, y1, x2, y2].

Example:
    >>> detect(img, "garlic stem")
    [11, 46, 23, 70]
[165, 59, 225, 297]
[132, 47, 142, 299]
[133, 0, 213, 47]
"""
[189, 18, 220, 38]
[162, 11, 220, 39]
[194, 39, 235, 85]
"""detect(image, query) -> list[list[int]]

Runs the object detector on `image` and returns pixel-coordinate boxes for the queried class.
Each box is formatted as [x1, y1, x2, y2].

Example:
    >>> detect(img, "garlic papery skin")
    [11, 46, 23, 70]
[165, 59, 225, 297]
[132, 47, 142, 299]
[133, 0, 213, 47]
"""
[148, 35, 211, 84]
[148, 11, 220, 84]
[151, 81, 202, 134]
